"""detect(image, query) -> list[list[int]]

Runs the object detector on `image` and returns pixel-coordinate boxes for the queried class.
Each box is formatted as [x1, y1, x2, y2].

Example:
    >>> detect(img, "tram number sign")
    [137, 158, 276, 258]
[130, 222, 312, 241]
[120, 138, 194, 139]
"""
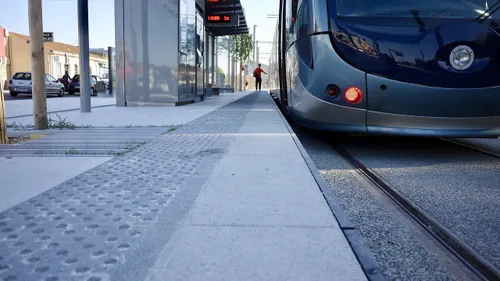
[206, 14, 239, 26]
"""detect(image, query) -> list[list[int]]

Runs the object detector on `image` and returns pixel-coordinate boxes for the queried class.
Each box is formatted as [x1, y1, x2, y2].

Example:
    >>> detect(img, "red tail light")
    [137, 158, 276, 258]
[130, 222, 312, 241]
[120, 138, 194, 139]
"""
[344, 87, 363, 104]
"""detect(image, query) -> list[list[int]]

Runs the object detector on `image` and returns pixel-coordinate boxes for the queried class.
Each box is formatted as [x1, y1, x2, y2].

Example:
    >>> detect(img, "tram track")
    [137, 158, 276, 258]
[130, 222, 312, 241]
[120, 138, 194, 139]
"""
[441, 138, 500, 160]
[330, 139, 500, 281]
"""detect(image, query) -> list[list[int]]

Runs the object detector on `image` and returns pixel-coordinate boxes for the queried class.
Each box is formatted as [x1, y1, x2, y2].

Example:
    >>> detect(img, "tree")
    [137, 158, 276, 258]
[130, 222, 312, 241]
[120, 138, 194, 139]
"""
[233, 34, 253, 65]
[217, 36, 231, 55]
[216, 34, 253, 90]
[233, 34, 253, 90]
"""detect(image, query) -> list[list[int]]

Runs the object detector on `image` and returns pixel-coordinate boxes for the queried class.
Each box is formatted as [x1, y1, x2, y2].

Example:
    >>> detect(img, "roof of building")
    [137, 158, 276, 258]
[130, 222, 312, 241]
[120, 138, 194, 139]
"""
[204, 0, 249, 36]
[9, 32, 107, 60]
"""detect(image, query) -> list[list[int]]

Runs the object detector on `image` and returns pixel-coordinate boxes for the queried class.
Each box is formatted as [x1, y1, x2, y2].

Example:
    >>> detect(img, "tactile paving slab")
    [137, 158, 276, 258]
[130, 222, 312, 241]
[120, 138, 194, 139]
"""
[0, 92, 258, 281]
[0, 127, 172, 157]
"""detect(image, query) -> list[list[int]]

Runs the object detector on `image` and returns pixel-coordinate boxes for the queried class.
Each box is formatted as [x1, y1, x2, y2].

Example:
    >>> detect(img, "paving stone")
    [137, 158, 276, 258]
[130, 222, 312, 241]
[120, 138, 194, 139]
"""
[0, 93, 259, 281]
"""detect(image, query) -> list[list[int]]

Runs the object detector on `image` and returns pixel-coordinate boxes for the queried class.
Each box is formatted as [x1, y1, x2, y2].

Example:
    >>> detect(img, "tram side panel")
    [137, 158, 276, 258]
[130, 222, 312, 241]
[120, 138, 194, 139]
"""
[282, 0, 368, 132]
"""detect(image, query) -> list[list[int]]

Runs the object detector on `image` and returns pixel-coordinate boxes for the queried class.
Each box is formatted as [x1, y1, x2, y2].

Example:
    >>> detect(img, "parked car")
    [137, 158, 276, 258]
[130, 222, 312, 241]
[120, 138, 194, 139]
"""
[8, 72, 65, 97]
[67, 74, 98, 96]
[100, 73, 110, 89]
[92, 75, 109, 91]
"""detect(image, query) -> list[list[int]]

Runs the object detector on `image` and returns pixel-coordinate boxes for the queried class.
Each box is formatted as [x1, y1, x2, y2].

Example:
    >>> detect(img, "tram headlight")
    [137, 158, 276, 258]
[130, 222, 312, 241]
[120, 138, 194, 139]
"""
[450, 45, 474, 71]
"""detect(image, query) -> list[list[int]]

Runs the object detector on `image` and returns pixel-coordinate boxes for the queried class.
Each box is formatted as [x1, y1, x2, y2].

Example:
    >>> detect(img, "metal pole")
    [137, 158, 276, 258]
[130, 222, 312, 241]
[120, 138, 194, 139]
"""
[256, 46, 260, 64]
[0, 81, 7, 144]
[215, 38, 218, 85]
[253, 25, 256, 62]
[211, 36, 215, 84]
[108, 46, 113, 95]
[78, 0, 91, 112]
[205, 31, 210, 88]
[227, 37, 230, 88]
[232, 38, 236, 91]
[28, 0, 48, 129]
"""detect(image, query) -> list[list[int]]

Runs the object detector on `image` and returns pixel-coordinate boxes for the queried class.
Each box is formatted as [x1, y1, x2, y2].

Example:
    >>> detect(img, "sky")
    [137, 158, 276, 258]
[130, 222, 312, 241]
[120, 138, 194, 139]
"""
[0, 0, 279, 74]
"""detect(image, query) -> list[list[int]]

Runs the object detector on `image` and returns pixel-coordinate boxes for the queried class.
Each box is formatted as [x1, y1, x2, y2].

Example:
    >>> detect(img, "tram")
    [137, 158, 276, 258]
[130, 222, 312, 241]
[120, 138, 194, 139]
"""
[268, 0, 500, 137]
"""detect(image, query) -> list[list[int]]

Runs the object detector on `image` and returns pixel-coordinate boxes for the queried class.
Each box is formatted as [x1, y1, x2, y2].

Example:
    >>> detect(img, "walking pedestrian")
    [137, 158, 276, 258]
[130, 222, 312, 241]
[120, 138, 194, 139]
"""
[252, 64, 267, 91]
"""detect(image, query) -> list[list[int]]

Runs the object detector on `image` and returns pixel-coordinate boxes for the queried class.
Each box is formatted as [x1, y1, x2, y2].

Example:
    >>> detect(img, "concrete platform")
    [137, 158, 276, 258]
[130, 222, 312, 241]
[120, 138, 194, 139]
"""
[0, 91, 378, 281]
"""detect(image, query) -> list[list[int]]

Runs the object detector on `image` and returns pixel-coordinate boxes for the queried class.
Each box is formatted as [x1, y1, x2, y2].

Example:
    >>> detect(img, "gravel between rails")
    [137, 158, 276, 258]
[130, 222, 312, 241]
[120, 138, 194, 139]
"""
[293, 127, 460, 281]
[340, 136, 500, 272]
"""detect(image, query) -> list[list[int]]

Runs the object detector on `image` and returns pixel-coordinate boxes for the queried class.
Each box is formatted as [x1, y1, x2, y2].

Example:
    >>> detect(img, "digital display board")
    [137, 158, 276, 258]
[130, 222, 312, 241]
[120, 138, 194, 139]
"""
[207, 15, 232, 23]
[205, 13, 239, 26]
[206, 0, 239, 4]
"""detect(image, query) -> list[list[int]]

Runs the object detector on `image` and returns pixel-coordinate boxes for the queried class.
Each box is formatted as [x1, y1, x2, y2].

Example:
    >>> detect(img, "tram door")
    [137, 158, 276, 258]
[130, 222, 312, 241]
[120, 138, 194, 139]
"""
[195, 10, 205, 99]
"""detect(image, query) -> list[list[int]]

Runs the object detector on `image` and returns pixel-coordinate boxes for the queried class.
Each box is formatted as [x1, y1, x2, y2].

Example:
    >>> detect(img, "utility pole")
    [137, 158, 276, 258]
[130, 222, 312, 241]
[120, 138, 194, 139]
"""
[256, 46, 260, 64]
[28, 0, 48, 129]
[232, 39, 236, 91]
[78, 0, 91, 112]
[227, 38, 231, 88]
[253, 25, 256, 62]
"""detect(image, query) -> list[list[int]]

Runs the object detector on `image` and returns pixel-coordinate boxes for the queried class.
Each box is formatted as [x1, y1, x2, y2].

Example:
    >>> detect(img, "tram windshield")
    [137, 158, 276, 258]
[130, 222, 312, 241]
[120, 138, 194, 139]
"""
[336, 0, 500, 19]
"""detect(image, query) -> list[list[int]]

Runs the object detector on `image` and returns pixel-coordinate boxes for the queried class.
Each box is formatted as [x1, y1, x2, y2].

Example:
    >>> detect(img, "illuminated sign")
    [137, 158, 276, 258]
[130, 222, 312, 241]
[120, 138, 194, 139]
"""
[207, 15, 232, 23]
[206, 13, 239, 26]
[205, 0, 241, 27]
[206, 0, 239, 4]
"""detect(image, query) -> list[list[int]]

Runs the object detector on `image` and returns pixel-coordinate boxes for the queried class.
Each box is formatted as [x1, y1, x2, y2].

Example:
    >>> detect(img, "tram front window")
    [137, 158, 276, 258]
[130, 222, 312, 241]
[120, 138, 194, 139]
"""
[335, 0, 500, 19]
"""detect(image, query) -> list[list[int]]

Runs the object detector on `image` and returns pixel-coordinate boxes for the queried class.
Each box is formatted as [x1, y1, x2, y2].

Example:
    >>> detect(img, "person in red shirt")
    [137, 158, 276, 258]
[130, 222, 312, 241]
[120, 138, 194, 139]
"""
[253, 64, 267, 91]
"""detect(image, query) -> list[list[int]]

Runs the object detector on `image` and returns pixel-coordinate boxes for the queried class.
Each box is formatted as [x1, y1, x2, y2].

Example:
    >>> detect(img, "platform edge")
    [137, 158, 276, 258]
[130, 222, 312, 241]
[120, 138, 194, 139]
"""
[269, 96, 388, 281]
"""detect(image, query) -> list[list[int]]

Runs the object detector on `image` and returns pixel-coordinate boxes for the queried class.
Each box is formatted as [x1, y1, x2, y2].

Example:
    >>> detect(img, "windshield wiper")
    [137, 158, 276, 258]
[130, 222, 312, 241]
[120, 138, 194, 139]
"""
[474, 0, 500, 22]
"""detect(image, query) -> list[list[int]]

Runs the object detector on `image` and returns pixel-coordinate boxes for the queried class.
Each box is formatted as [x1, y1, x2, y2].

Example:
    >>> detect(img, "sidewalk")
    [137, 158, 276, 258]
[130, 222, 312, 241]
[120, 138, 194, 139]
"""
[5, 96, 116, 119]
[0, 91, 379, 281]
[6, 92, 249, 127]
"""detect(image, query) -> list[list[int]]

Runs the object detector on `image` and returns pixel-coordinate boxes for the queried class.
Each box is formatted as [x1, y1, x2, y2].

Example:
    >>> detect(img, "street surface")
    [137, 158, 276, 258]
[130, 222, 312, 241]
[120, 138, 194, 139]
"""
[3, 91, 77, 101]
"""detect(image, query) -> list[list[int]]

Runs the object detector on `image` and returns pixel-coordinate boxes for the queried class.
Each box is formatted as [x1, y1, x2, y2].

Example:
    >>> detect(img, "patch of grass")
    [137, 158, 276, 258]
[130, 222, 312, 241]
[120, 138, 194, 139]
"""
[7, 122, 33, 131]
[168, 125, 181, 132]
[64, 149, 79, 155]
[123, 140, 147, 150]
[7, 136, 31, 144]
[48, 115, 76, 129]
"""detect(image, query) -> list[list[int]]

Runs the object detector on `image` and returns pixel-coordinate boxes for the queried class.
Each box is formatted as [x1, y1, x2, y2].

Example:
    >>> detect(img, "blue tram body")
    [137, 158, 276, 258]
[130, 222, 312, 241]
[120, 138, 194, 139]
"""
[269, 0, 500, 137]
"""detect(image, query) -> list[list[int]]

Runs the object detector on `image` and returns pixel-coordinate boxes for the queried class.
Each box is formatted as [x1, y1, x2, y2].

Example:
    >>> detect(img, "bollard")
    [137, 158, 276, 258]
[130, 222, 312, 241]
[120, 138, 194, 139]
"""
[0, 81, 7, 144]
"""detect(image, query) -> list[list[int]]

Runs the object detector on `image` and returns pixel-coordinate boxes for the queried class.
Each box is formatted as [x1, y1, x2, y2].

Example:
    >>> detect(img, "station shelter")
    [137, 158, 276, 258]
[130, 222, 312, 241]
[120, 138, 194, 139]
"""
[114, 0, 248, 106]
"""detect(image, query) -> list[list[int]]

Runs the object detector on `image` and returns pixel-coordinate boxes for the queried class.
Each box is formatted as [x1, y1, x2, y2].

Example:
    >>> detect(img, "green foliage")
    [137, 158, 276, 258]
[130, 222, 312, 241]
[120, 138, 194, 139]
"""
[217, 36, 231, 55]
[233, 34, 253, 64]
[217, 34, 253, 65]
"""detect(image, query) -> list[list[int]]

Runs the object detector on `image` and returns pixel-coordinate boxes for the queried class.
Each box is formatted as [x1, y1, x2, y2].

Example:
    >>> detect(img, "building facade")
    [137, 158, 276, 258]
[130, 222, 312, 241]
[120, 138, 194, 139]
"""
[114, 0, 248, 106]
[5, 32, 108, 81]
[0, 27, 7, 89]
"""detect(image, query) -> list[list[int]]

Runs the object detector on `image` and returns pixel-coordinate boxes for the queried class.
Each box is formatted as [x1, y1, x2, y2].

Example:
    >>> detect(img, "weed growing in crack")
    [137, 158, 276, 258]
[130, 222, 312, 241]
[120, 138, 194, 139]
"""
[48, 115, 76, 129]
